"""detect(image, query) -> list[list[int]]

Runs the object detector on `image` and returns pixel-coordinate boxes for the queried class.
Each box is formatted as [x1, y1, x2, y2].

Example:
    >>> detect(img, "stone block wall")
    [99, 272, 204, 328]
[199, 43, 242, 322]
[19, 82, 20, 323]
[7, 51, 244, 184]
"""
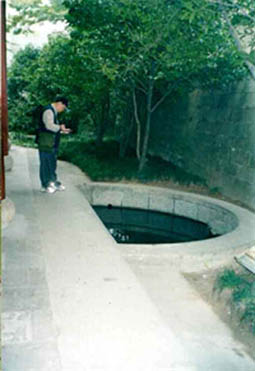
[149, 79, 255, 208]
[82, 182, 238, 235]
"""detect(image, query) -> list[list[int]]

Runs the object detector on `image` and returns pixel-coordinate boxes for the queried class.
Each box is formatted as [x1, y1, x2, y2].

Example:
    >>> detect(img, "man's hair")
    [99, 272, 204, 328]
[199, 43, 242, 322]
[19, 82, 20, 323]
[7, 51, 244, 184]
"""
[55, 96, 69, 107]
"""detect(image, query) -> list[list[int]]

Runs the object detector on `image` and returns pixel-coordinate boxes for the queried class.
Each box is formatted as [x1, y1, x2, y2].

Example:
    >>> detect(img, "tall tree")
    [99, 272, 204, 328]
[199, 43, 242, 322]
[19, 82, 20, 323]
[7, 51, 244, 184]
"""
[8, 45, 41, 133]
[8, 0, 254, 171]
[64, 0, 249, 171]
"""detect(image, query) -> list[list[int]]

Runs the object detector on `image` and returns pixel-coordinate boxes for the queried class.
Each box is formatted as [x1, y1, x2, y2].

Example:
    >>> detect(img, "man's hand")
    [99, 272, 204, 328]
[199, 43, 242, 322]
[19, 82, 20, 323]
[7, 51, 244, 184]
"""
[60, 124, 72, 134]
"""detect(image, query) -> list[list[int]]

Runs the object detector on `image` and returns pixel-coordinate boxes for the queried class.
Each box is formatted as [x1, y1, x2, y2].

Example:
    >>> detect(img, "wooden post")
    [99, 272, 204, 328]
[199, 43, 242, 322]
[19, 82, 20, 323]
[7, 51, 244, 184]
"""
[1, 0, 8, 200]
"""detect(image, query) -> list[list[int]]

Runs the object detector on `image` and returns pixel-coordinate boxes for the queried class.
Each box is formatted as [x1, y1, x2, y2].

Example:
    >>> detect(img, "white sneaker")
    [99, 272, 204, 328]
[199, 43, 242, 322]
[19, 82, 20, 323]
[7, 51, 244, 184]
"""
[40, 187, 46, 193]
[46, 185, 56, 194]
[49, 182, 57, 188]
[55, 184, 66, 191]
[54, 181, 66, 191]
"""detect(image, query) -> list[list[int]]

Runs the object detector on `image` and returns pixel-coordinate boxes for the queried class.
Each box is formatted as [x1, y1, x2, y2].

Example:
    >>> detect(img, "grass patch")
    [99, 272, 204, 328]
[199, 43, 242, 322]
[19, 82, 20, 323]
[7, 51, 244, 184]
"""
[10, 132, 37, 148]
[58, 136, 207, 186]
[214, 268, 255, 335]
[9, 132, 207, 186]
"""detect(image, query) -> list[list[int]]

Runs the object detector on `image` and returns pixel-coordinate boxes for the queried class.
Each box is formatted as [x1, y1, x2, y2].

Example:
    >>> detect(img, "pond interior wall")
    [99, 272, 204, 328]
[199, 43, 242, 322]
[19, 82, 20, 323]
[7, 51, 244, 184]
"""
[149, 78, 255, 209]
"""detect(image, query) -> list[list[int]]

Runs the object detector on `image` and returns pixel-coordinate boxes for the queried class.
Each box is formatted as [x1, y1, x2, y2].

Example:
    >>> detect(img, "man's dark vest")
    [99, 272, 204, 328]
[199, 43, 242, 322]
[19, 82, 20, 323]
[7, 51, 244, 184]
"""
[38, 105, 61, 149]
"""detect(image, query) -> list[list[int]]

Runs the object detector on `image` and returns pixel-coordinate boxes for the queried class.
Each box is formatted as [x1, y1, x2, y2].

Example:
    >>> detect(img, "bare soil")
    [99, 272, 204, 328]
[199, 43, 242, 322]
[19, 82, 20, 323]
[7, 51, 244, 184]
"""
[184, 265, 255, 361]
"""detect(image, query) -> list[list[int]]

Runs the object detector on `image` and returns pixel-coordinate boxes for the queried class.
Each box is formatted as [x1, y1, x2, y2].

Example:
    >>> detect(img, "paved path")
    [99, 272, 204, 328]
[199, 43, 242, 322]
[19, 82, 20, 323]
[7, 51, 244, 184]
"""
[2, 146, 255, 371]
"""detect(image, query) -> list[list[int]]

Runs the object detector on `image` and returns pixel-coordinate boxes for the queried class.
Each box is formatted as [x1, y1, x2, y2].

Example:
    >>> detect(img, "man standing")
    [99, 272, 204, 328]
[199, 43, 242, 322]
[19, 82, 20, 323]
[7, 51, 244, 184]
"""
[37, 97, 71, 194]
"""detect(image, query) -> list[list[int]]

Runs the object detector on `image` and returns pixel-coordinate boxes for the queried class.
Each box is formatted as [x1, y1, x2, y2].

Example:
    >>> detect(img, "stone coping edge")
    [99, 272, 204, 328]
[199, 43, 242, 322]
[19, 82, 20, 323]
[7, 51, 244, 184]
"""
[79, 182, 255, 259]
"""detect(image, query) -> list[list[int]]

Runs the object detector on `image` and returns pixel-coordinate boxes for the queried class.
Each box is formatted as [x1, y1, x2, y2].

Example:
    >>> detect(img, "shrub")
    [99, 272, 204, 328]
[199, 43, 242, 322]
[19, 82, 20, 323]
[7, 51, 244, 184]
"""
[214, 268, 255, 335]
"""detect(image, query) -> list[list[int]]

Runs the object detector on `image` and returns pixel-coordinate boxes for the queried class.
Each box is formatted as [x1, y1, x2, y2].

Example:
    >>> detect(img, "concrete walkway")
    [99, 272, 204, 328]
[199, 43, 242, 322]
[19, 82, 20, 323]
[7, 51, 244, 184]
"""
[1, 146, 255, 371]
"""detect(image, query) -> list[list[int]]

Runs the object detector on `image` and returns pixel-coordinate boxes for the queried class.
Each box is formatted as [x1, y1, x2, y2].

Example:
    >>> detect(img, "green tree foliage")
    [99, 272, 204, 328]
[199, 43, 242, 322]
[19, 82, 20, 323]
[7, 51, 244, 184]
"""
[7, 0, 254, 171]
[8, 0, 67, 34]
[8, 45, 41, 133]
[63, 0, 249, 171]
[8, 36, 82, 133]
[210, 0, 255, 78]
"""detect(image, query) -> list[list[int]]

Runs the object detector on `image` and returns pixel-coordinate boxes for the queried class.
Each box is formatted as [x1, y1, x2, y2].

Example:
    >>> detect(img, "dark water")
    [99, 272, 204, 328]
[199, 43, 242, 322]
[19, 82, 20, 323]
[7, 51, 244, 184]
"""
[93, 205, 216, 244]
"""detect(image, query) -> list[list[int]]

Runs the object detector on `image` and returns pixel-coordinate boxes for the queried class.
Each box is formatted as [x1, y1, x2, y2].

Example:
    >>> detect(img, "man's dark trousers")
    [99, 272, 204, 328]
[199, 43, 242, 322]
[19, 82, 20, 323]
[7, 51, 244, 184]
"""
[39, 150, 57, 188]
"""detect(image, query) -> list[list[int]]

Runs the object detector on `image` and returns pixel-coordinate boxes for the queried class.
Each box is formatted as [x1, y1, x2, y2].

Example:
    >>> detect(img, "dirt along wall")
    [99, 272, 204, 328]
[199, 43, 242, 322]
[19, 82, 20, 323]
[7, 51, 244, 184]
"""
[149, 78, 255, 209]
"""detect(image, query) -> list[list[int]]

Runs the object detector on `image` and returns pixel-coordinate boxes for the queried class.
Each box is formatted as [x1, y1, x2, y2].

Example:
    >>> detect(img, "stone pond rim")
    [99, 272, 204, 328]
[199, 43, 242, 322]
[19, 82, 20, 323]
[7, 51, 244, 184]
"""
[80, 182, 255, 265]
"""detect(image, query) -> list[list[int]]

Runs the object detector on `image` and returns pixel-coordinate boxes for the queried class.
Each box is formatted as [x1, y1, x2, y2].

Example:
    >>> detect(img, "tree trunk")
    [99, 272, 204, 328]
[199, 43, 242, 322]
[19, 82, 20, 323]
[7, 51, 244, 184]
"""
[119, 96, 135, 158]
[132, 88, 141, 160]
[96, 93, 110, 147]
[138, 77, 154, 173]
[119, 116, 135, 158]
